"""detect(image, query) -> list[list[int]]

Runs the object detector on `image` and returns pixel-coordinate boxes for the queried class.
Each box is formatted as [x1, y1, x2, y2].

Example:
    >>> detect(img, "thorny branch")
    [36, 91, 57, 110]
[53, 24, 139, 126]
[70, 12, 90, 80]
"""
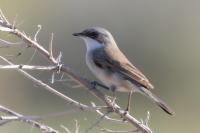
[0, 9, 153, 133]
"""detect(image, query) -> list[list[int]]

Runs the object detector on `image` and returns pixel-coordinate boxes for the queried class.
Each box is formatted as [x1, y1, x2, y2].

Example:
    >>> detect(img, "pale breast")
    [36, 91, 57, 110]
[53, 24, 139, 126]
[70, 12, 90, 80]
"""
[86, 52, 110, 86]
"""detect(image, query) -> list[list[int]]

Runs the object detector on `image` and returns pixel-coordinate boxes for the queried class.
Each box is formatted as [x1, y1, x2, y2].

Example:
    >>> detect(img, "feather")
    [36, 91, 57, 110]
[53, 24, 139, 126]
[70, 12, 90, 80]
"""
[92, 47, 154, 90]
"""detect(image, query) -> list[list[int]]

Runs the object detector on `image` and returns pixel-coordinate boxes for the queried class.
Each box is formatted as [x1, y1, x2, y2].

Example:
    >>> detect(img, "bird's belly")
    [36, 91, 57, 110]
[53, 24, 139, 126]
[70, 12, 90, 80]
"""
[86, 55, 137, 92]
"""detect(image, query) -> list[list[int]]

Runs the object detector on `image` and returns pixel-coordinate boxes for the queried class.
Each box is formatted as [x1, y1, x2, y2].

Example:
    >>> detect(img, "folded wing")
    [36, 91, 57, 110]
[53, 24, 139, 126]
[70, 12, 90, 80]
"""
[92, 47, 154, 90]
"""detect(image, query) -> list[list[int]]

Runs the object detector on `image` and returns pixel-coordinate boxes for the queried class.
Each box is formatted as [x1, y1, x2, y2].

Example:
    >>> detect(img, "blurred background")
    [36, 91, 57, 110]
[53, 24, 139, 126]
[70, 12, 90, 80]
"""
[0, 0, 200, 132]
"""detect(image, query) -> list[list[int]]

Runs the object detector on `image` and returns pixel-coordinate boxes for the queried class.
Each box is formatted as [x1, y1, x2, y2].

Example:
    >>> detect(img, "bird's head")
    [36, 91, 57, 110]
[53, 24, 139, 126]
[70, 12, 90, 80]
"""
[73, 27, 117, 51]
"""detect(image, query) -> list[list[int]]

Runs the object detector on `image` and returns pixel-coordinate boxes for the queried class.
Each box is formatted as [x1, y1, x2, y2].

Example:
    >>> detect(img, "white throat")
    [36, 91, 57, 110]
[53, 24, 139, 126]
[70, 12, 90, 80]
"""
[82, 37, 103, 52]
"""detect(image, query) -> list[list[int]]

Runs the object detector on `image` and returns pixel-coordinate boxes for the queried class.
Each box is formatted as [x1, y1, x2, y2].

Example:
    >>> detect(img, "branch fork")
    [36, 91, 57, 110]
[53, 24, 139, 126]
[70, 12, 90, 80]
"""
[0, 9, 153, 133]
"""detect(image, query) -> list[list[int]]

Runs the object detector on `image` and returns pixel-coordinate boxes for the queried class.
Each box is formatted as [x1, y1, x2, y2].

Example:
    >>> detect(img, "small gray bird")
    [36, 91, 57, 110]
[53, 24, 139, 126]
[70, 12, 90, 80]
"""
[73, 27, 174, 115]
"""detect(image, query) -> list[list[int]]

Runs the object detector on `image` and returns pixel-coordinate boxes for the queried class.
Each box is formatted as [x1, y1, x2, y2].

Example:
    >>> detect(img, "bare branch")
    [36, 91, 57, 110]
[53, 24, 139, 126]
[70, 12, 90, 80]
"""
[91, 102, 126, 124]
[101, 128, 138, 133]
[0, 64, 57, 70]
[0, 9, 153, 133]
[0, 38, 23, 47]
[26, 49, 37, 64]
[0, 105, 59, 133]
[145, 111, 150, 127]
[12, 14, 18, 30]
[34, 25, 42, 42]
[1, 109, 80, 122]
[0, 9, 9, 24]
[75, 120, 80, 133]
[60, 120, 81, 133]
[51, 72, 55, 84]
[0, 56, 97, 112]
[60, 125, 72, 133]
[49, 32, 54, 60]
[85, 111, 111, 132]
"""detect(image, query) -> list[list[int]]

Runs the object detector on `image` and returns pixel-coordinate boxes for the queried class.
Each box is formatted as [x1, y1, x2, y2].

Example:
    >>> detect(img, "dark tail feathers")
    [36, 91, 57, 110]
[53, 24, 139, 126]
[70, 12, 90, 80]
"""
[140, 88, 175, 116]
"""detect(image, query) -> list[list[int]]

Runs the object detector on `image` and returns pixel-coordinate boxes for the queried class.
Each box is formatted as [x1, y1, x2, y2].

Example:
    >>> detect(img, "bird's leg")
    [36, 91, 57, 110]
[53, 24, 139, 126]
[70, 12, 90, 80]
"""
[122, 91, 133, 121]
[112, 91, 116, 105]
[91, 81, 110, 90]
[125, 90, 133, 112]
[111, 86, 117, 106]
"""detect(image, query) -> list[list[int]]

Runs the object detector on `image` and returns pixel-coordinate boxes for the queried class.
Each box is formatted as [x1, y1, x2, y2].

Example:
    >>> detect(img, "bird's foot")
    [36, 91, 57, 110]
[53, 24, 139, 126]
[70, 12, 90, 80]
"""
[90, 81, 98, 90]
[91, 81, 109, 90]
[122, 110, 129, 122]
[125, 106, 130, 113]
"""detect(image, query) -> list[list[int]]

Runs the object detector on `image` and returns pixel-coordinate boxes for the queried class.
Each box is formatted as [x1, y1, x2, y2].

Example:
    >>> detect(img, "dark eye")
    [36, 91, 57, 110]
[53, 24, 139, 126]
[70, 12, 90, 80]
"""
[89, 31, 98, 38]
[82, 30, 98, 38]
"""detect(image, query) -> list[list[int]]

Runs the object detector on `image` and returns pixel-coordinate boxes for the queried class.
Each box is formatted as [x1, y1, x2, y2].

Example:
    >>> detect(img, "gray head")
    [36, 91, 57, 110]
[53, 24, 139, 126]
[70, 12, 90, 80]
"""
[73, 27, 116, 46]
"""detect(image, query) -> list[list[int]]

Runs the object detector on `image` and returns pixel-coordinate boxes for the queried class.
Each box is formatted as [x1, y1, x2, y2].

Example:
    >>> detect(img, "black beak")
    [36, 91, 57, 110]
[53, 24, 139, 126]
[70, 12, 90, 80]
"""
[72, 32, 83, 36]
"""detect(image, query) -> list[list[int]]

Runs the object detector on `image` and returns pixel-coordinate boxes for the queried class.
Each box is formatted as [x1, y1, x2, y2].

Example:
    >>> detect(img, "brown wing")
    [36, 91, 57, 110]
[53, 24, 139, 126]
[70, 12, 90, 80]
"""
[92, 47, 154, 90]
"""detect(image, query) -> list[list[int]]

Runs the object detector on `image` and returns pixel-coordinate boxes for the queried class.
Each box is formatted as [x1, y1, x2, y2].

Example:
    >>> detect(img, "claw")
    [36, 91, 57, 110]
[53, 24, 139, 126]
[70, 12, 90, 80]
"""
[90, 81, 97, 89]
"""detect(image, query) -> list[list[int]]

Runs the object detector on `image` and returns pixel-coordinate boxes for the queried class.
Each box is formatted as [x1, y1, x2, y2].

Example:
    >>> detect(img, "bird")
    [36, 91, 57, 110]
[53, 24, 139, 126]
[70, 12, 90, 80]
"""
[73, 27, 175, 115]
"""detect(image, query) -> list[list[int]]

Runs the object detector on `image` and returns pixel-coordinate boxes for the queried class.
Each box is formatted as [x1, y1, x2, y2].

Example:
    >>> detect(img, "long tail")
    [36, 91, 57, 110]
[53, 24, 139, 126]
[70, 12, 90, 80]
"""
[139, 88, 175, 116]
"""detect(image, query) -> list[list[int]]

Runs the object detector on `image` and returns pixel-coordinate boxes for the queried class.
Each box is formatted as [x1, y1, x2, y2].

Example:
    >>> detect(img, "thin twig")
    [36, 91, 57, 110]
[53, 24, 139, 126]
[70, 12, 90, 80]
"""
[91, 102, 126, 124]
[75, 120, 80, 133]
[0, 105, 59, 133]
[60, 125, 72, 133]
[0, 9, 9, 24]
[85, 111, 111, 132]
[0, 9, 153, 133]
[0, 64, 57, 70]
[0, 109, 80, 122]
[26, 49, 37, 64]
[101, 128, 138, 133]
[0, 56, 98, 112]
[145, 111, 150, 127]
[0, 38, 23, 47]
[34, 25, 42, 42]
[49, 32, 54, 60]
